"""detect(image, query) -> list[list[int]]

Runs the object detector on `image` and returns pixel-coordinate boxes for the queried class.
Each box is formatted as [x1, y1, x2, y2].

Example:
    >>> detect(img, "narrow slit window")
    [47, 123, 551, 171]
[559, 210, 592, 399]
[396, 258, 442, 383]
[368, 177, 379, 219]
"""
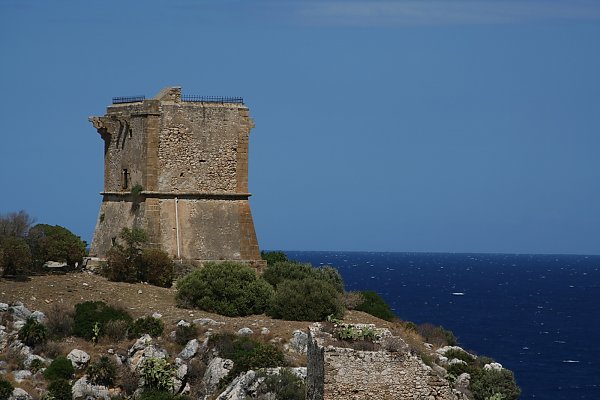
[122, 169, 129, 189]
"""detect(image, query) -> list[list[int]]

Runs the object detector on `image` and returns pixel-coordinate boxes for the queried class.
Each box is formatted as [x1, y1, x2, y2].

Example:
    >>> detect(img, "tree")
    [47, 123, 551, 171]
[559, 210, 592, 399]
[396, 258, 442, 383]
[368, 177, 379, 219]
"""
[0, 235, 32, 277]
[0, 210, 35, 238]
[28, 224, 86, 269]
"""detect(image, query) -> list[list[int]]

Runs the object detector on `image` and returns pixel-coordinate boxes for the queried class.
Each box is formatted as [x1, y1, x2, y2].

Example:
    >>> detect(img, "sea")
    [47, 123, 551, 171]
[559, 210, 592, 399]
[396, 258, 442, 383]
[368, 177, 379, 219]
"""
[283, 251, 600, 399]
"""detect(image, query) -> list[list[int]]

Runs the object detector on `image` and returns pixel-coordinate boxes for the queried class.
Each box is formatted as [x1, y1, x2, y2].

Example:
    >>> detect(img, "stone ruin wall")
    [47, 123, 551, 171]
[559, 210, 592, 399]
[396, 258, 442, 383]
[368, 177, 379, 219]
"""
[306, 325, 460, 400]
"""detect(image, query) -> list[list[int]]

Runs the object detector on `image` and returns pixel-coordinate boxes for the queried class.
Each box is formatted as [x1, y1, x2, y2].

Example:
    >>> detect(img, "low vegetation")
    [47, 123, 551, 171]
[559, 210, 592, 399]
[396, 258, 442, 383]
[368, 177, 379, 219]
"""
[176, 262, 274, 317]
[73, 300, 132, 340]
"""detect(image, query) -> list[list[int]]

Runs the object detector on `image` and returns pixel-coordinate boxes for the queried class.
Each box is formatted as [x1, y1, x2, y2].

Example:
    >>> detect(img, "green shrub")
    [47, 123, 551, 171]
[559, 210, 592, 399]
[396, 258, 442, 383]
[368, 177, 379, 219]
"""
[0, 378, 13, 400]
[47, 379, 72, 400]
[139, 248, 174, 287]
[87, 356, 117, 386]
[268, 277, 343, 321]
[470, 368, 521, 400]
[446, 362, 475, 377]
[106, 245, 138, 283]
[262, 262, 344, 293]
[44, 356, 74, 381]
[128, 316, 164, 339]
[106, 227, 148, 283]
[0, 235, 32, 277]
[176, 262, 274, 317]
[102, 319, 129, 341]
[27, 224, 86, 269]
[260, 251, 289, 266]
[140, 358, 176, 392]
[18, 317, 48, 347]
[417, 323, 457, 346]
[73, 301, 132, 340]
[174, 324, 198, 346]
[29, 358, 45, 373]
[354, 291, 395, 321]
[212, 335, 286, 388]
[255, 368, 305, 400]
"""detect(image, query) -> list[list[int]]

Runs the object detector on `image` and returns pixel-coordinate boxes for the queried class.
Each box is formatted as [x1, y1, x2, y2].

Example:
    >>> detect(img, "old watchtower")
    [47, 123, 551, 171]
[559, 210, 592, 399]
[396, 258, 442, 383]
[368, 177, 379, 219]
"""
[89, 87, 262, 265]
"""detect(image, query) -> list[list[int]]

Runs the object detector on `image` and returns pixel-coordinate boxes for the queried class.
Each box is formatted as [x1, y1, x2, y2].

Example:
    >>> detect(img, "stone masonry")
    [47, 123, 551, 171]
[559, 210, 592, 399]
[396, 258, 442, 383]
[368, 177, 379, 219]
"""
[306, 324, 462, 400]
[89, 87, 262, 265]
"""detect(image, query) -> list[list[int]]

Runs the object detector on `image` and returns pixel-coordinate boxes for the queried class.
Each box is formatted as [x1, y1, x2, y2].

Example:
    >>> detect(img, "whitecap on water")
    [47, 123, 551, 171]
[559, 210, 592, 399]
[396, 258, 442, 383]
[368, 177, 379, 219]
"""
[562, 360, 580, 363]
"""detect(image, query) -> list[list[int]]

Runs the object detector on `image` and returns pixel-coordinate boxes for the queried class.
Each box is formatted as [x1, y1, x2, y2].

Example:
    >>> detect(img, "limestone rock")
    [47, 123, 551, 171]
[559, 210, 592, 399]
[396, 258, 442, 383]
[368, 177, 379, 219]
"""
[177, 320, 191, 328]
[0, 303, 8, 312]
[128, 334, 153, 357]
[72, 376, 113, 400]
[178, 339, 199, 360]
[67, 349, 91, 369]
[30, 311, 46, 323]
[484, 362, 503, 371]
[454, 372, 471, 393]
[9, 303, 31, 321]
[260, 327, 270, 335]
[203, 357, 234, 394]
[236, 327, 253, 336]
[288, 330, 308, 354]
[9, 388, 32, 400]
[216, 367, 306, 400]
[12, 370, 32, 383]
[193, 318, 223, 326]
[129, 344, 168, 372]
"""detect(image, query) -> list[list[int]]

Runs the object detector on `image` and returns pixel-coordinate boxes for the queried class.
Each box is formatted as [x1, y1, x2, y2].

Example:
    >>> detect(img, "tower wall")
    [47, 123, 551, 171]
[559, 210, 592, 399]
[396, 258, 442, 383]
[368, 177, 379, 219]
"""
[89, 87, 262, 265]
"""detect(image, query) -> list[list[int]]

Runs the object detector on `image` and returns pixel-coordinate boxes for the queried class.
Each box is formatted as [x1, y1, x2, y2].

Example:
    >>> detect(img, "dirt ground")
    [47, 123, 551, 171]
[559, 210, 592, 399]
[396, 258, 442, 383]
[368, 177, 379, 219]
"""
[0, 272, 393, 341]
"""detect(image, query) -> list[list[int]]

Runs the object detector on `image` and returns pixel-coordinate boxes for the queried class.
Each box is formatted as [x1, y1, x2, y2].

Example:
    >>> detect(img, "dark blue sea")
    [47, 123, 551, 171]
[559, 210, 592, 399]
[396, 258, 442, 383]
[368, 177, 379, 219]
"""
[284, 251, 600, 399]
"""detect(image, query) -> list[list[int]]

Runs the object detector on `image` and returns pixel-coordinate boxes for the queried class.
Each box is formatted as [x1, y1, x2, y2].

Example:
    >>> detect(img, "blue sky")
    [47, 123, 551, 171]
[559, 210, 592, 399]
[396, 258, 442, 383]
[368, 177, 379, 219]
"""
[1, 1, 599, 254]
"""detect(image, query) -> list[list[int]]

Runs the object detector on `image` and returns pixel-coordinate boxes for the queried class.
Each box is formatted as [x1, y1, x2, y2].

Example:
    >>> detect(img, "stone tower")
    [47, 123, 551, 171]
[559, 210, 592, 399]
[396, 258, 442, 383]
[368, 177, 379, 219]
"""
[89, 87, 262, 265]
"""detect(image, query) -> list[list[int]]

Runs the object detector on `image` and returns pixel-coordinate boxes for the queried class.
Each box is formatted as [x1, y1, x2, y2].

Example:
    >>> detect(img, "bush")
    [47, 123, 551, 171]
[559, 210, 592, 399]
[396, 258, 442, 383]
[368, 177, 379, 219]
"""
[87, 356, 117, 386]
[211, 335, 286, 388]
[268, 277, 343, 321]
[103, 319, 129, 341]
[417, 323, 457, 347]
[470, 368, 521, 400]
[174, 324, 198, 346]
[260, 250, 289, 266]
[176, 262, 274, 317]
[73, 301, 132, 340]
[139, 248, 174, 287]
[47, 379, 73, 400]
[0, 378, 13, 400]
[27, 224, 86, 269]
[106, 227, 148, 283]
[44, 356, 74, 381]
[0, 235, 32, 277]
[140, 358, 176, 392]
[128, 316, 164, 339]
[355, 291, 396, 321]
[262, 262, 344, 293]
[0, 210, 34, 238]
[18, 317, 48, 346]
[106, 245, 137, 283]
[46, 303, 74, 339]
[342, 291, 364, 310]
[255, 368, 305, 400]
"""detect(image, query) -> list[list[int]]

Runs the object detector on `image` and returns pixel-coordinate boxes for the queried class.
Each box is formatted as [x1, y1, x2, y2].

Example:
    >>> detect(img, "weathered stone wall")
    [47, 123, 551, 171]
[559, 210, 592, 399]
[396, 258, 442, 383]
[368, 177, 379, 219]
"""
[307, 325, 460, 400]
[89, 87, 262, 264]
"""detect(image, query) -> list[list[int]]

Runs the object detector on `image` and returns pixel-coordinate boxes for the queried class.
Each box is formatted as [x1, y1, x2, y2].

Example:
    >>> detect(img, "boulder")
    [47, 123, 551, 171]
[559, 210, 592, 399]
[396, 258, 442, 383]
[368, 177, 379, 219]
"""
[216, 367, 306, 400]
[0, 303, 8, 312]
[236, 327, 253, 336]
[12, 370, 32, 383]
[30, 311, 46, 323]
[203, 357, 234, 394]
[177, 320, 191, 328]
[9, 388, 32, 400]
[193, 318, 223, 326]
[67, 349, 91, 369]
[178, 339, 199, 360]
[9, 304, 31, 321]
[129, 344, 168, 372]
[260, 327, 270, 335]
[484, 362, 503, 371]
[288, 330, 308, 354]
[454, 372, 471, 393]
[128, 334, 153, 357]
[72, 376, 113, 400]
